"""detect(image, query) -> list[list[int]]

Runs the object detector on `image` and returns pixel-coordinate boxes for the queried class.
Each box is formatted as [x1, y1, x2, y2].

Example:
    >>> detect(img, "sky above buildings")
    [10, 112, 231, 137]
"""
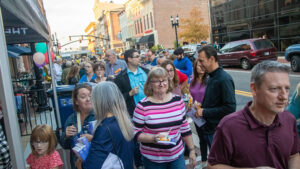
[43, 0, 126, 51]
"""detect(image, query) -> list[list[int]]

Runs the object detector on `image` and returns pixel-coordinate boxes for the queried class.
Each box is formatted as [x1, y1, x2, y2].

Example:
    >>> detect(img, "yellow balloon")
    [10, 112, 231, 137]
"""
[45, 75, 52, 81]
[43, 66, 52, 82]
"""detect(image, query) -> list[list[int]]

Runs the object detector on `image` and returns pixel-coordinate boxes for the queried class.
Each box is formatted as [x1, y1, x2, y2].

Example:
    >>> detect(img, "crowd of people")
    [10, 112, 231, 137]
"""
[1, 45, 299, 169]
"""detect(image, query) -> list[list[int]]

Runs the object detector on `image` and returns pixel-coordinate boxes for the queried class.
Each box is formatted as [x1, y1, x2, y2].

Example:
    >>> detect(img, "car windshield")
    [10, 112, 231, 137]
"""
[254, 39, 274, 50]
[183, 45, 197, 51]
[220, 43, 231, 53]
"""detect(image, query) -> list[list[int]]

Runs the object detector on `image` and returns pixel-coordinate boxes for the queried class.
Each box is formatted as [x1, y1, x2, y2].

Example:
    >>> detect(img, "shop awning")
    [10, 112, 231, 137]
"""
[7, 45, 32, 58]
[138, 34, 154, 44]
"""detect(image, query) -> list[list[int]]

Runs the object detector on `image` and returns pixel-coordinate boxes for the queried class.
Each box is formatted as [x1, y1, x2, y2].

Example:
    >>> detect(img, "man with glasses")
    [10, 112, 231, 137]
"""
[104, 49, 127, 80]
[114, 49, 149, 169]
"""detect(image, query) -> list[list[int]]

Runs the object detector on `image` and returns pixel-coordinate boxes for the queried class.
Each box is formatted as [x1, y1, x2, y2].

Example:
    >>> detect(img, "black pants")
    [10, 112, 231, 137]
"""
[195, 124, 210, 162]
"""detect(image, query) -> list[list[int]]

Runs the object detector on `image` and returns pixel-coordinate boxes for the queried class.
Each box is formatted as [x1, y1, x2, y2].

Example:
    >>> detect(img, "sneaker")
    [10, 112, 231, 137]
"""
[201, 161, 207, 168]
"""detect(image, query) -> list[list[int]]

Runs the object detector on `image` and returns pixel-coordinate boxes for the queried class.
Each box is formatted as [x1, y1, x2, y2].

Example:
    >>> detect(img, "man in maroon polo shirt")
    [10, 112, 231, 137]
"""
[208, 61, 300, 169]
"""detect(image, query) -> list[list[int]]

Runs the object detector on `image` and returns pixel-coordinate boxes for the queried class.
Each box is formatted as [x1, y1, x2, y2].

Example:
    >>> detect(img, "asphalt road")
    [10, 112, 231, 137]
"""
[225, 68, 300, 111]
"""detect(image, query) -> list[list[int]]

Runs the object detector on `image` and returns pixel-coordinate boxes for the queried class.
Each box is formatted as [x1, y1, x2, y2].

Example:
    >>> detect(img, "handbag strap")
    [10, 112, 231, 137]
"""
[106, 125, 124, 169]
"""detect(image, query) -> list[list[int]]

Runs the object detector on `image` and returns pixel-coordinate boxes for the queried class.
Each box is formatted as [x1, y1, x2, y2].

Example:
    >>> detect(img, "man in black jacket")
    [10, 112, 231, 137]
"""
[114, 49, 149, 117]
[114, 49, 149, 168]
[196, 45, 236, 146]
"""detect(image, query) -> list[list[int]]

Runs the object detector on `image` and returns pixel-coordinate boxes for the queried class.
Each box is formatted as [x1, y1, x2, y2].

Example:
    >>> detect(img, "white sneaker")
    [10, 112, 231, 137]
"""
[201, 161, 207, 168]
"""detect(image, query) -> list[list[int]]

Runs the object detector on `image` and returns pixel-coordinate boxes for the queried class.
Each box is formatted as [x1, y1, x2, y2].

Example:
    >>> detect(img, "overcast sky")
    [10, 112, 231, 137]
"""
[43, 0, 126, 50]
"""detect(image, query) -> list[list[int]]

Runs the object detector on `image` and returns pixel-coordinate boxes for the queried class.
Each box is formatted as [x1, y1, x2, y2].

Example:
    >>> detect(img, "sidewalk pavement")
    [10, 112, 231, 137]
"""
[185, 117, 207, 169]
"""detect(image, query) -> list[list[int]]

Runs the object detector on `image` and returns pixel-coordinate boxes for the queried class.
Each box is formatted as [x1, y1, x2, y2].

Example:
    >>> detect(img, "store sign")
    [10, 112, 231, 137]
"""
[5, 27, 28, 35]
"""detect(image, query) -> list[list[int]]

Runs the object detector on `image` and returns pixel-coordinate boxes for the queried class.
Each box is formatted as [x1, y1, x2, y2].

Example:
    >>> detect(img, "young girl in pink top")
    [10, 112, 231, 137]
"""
[27, 124, 63, 169]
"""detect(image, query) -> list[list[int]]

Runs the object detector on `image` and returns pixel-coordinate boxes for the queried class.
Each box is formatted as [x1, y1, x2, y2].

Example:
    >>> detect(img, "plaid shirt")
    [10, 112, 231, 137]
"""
[0, 125, 11, 169]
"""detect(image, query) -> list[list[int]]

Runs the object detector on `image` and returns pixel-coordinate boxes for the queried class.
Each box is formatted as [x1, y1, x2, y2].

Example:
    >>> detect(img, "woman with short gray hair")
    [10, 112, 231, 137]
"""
[82, 81, 134, 169]
[133, 67, 197, 168]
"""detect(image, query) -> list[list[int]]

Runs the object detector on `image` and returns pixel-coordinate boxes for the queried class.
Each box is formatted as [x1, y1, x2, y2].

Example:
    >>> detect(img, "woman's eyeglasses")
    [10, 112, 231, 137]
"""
[151, 79, 168, 85]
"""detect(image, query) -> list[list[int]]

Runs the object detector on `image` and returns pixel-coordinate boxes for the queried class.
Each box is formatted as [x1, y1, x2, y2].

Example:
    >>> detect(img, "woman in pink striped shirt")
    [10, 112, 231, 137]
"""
[133, 67, 196, 169]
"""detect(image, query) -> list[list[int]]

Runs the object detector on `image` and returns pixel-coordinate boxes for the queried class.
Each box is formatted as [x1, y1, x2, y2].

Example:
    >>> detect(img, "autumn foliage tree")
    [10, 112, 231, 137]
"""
[179, 8, 209, 43]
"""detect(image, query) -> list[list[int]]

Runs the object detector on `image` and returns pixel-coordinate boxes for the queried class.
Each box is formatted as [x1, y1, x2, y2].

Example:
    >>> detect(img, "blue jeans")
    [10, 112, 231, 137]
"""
[143, 153, 186, 169]
[204, 133, 214, 148]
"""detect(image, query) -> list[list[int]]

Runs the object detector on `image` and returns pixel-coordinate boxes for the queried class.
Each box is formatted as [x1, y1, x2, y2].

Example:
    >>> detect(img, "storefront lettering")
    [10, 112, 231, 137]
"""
[5, 27, 28, 35]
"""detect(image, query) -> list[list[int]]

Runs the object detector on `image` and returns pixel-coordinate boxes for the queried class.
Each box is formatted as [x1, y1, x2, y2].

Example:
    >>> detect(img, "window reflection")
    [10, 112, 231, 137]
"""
[210, 0, 300, 51]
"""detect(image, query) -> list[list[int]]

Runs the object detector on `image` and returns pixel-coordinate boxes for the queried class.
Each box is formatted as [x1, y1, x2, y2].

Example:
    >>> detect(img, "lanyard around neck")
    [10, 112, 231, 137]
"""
[76, 112, 82, 132]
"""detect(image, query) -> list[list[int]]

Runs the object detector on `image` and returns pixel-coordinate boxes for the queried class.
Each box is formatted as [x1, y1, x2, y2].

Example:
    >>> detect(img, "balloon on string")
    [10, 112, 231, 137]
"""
[44, 52, 55, 64]
[35, 43, 47, 54]
[33, 52, 45, 65]
[35, 62, 46, 68]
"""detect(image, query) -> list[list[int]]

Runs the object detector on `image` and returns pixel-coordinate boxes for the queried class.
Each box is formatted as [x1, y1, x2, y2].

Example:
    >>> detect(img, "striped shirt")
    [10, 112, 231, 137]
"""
[133, 95, 192, 163]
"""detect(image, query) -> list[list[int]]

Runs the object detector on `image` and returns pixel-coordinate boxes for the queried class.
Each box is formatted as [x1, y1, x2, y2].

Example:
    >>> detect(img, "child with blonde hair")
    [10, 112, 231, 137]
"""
[26, 124, 63, 169]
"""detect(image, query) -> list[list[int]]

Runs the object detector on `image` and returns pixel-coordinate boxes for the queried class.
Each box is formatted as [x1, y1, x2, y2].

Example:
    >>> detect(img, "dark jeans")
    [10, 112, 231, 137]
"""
[195, 124, 210, 161]
[143, 153, 186, 169]
[57, 81, 62, 85]
[134, 140, 143, 167]
[203, 133, 214, 148]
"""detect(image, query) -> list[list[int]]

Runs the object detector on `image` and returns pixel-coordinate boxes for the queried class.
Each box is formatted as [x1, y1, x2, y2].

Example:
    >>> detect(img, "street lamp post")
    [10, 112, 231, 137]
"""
[170, 14, 179, 48]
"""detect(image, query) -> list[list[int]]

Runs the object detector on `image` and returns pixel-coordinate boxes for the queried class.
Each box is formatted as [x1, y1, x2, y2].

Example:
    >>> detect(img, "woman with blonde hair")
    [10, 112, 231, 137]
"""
[66, 65, 80, 85]
[82, 81, 134, 169]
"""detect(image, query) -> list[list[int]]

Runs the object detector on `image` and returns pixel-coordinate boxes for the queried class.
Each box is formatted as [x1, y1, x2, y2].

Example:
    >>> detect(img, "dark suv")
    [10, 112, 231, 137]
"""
[218, 38, 277, 69]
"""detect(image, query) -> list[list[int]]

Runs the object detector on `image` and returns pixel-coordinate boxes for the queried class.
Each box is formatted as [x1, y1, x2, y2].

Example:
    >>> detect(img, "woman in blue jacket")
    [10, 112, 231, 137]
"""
[60, 83, 95, 169]
[82, 81, 134, 169]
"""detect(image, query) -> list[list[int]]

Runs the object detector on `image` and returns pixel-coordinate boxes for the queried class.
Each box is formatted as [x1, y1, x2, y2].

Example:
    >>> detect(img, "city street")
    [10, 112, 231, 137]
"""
[225, 67, 300, 111]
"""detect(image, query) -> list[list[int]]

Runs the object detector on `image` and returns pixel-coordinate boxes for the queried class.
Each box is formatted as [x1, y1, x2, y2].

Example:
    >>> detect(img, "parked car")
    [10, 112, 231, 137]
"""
[284, 44, 300, 72]
[218, 38, 277, 70]
[182, 44, 201, 63]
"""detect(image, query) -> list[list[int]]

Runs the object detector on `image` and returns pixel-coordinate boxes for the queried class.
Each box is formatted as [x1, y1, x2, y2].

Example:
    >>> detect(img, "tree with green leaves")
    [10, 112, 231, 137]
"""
[179, 8, 209, 44]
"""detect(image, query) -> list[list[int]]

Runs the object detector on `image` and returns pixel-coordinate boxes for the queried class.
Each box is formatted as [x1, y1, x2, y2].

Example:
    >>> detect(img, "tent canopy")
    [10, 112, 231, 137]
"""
[0, 0, 49, 44]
